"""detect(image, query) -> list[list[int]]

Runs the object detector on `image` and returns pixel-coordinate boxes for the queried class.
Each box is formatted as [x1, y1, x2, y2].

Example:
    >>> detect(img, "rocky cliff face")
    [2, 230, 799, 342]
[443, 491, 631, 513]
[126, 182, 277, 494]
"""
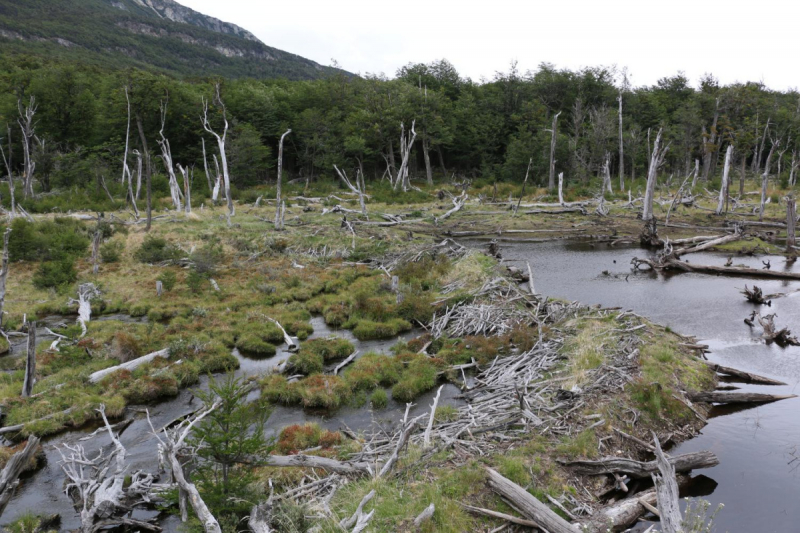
[122, 0, 260, 42]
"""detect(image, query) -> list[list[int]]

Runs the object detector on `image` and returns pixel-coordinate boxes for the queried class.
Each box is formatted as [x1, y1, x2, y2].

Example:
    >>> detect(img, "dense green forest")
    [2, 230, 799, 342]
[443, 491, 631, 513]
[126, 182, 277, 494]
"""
[0, 53, 799, 210]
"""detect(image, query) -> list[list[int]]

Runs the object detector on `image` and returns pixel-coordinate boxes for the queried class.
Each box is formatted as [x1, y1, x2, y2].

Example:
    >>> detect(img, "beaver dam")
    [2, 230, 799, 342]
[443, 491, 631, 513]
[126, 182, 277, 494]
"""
[0, 181, 798, 533]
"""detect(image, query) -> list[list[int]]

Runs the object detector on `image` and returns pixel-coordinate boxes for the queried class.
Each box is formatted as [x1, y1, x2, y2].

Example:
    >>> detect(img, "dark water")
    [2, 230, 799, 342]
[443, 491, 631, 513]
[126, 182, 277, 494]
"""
[2, 315, 460, 530]
[487, 238, 800, 533]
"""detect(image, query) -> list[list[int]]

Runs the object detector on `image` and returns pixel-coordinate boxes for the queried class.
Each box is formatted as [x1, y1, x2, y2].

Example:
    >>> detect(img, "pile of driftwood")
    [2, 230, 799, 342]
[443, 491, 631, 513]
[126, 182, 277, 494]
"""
[745, 311, 800, 346]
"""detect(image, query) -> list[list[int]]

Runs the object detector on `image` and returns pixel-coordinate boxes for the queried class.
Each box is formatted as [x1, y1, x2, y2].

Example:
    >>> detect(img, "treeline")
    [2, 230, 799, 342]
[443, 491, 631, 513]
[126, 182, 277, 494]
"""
[1, 55, 799, 203]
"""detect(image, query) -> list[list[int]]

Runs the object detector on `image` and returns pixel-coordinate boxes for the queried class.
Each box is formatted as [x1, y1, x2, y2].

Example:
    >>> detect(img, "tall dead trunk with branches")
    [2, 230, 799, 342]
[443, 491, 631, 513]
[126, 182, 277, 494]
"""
[0, 228, 10, 329]
[202, 84, 233, 223]
[643, 129, 669, 221]
[716, 145, 732, 215]
[334, 165, 367, 214]
[275, 129, 291, 230]
[760, 139, 778, 221]
[158, 101, 183, 211]
[548, 111, 562, 190]
[394, 121, 416, 192]
[18, 96, 36, 199]
[701, 98, 720, 181]
[618, 91, 624, 190]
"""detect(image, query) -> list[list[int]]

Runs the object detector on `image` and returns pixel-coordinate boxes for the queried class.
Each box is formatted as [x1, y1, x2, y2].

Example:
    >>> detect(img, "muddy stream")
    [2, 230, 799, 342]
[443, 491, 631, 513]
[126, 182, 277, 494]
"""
[4, 240, 800, 532]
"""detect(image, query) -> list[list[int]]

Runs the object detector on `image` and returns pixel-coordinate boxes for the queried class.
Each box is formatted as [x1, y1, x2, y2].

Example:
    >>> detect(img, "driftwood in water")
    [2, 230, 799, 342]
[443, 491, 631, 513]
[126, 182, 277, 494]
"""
[0, 436, 40, 518]
[484, 467, 578, 533]
[746, 311, 800, 345]
[702, 360, 786, 385]
[741, 285, 771, 305]
[687, 391, 797, 404]
[89, 348, 170, 383]
[559, 450, 718, 479]
[632, 256, 800, 280]
[22, 321, 36, 397]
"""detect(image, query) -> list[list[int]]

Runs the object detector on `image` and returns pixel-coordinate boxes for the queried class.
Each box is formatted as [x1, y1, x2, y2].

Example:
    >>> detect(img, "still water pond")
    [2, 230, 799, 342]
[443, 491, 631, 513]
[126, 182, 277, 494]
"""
[488, 238, 800, 533]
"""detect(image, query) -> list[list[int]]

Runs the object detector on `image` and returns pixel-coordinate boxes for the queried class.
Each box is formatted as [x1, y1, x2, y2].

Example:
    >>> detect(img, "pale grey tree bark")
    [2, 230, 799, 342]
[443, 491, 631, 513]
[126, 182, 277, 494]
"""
[202, 84, 233, 222]
[548, 111, 562, 190]
[17, 96, 36, 198]
[716, 145, 732, 215]
[274, 129, 291, 229]
[642, 129, 669, 221]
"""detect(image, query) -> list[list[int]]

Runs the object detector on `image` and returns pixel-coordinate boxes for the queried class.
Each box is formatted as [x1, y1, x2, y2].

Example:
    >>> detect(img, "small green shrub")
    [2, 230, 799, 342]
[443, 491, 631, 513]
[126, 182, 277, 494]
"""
[134, 236, 180, 263]
[157, 270, 177, 292]
[33, 258, 77, 289]
[186, 270, 206, 294]
[100, 240, 124, 263]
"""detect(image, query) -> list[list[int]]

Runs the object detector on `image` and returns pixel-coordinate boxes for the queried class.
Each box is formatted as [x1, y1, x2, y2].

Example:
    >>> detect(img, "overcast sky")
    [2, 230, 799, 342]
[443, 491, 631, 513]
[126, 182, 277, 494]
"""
[180, 0, 797, 90]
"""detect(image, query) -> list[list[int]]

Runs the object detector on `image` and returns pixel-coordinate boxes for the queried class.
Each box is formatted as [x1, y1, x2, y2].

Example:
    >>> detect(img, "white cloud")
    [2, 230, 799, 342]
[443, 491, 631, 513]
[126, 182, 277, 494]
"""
[180, 0, 798, 90]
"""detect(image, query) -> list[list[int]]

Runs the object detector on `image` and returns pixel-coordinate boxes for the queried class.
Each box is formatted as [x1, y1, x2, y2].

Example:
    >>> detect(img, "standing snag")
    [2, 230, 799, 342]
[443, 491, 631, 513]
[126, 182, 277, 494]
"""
[716, 145, 732, 215]
[642, 128, 669, 221]
[202, 84, 233, 222]
[22, 321, 36, 397]
[274, 129, 291, 229]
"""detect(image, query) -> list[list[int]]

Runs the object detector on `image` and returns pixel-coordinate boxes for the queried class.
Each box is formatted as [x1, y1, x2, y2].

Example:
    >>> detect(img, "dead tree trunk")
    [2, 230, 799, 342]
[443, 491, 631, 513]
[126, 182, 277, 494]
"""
[177, 164, 192, 216]
[158, 101, 182, 211]
[394, 121, 417, 192]
[0, 127, 15, 216]
[135, 114, 153, 231]
[690, 158, 699, 189]
[152, 401, 222, 533]
[275, 129, 291, 229]
[701, 98, 720, 181]
[787, 198, 796, 249]
[121, 87, 132, 188]
[422, 137, 433, 186]
[91, 231, 101, 274]
[17, 96, 36, 198]
[0, 227, 11, 328]
[760, 140, 777, 221]
[643, 129, 669, 221]
[618, 91, 624, 190]
[754, 119, 770, 175]
[558, 172, 565, 205]
[602, 152, 613, 194]
[22, 321, 36, 397]
[70, 283, 100, 337]
[0, 436, 40, 518]
[334, 165, 367, 215]
[548, 111, 562, 190]
[485, 467, 578, 533]
[716, 145, 732, 215]
[651, 436, 684, 533]
[202, 84, 233, 223]
[201, 138, 213, 194]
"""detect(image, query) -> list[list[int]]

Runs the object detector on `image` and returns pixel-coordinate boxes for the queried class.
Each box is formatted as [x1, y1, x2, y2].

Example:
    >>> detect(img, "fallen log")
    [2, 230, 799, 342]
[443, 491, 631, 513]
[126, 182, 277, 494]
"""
[686, 391, 797, 404]
[673, 232, 741, 256]
[484, 467, 579, 533]
[559, 451, 718, 478]
[244, 454, 372, 475]
[89, 348, 170, 384]
[702, 361, 786, 385]
[523, 207, 587, 215]
[0, 437, 40, 517]
[577, 488, 657, 532]
[413, 503, 435, 527]
[651, 435, 683, 533]
[459, 503, 541, 528]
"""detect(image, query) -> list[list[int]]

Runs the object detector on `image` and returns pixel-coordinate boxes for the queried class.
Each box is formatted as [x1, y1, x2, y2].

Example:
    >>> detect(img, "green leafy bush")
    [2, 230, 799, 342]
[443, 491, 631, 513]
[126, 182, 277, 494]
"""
[157, 270, 177, 292]
[33, 258, 77, 289]
[99, 240, 124, 263]
[134, 236, 180, 264]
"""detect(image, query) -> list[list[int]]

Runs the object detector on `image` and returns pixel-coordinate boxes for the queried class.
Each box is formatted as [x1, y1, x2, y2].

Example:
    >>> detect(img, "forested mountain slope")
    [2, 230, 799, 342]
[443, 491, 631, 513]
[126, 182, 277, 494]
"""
[0, 0, 338, 79]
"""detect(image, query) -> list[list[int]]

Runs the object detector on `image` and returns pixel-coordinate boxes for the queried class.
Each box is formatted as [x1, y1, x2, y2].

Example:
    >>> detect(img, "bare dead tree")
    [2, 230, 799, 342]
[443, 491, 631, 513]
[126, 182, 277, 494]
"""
[275, 129, 291, 229]
[617, 92, 624, 189]
[547, 111, 562, 190]
[157, 100, 183, 211]
[754, 118, 771, 175]
[334, 165, 367, 215]
[716, 145, 732, 215]
[642, 129, 669, 221]
[59, 405, 162, 533]
[558, 172, 565, 205]
[22, 321, 35, 397]
[790, 149, 800, 187]
[0, 228, 10, 328]
[135, 114, 153, 231]
[69, 283, 100, 337]
[121, 87, 132, 185]
[17, 96, 37, 198]
[149, 400, 222, 533]
[177, 164, 192, 216]
[602, 152, 613, 194]
[201, 84, 233, 222]
[701, 98, 720, 181]
[760, 138, 778, 221]
[690, 158, 700, 189]
[787, 198, 796, 249]
[651, 435, 684, 533]
[201, 138, 213, 195]
[0, 129, 14, 215]
[394, 121, 417, 192]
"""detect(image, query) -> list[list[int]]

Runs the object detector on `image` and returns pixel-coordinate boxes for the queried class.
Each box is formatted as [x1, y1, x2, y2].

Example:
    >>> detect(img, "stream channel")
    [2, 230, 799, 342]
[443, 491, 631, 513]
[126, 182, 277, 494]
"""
[4, 239, 800, 532]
